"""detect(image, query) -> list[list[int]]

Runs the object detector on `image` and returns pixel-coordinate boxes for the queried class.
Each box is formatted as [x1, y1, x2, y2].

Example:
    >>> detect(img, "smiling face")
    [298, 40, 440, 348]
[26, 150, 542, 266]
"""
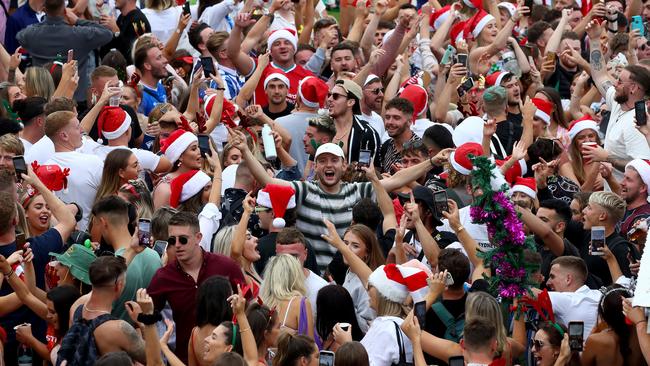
[270, 39, 295, 65]
[203, 324, 232, 364]
[179, 142, 202, 170]
[531, 329, 559, 366]
[145, 47, 169, 80]
[119, 153, 141, 183]
[621, 167, 647, 203]
[363, 81, 384, 112]
[25, 194, 51, 235]
[7, 85, 26, 106]
[314, 153, 345, 189]
[383, 107, 411, 138]
[331, 49, 357, 75]
[478, 19, 498, 45]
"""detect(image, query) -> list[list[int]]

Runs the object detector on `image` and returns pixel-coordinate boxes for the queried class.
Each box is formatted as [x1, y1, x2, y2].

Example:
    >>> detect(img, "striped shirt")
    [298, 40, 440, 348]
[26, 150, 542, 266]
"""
[378, 133, 421, 174]
[291, 181, 375, 270]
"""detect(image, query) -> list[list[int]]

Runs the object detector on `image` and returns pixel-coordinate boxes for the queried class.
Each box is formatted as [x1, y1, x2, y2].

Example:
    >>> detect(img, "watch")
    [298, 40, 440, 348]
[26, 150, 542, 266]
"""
[113, 31, 120, 38]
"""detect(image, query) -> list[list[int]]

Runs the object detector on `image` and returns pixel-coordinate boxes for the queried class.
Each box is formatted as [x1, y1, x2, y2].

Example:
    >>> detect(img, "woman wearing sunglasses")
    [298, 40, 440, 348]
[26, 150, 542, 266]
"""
[530, 322, 570, 366]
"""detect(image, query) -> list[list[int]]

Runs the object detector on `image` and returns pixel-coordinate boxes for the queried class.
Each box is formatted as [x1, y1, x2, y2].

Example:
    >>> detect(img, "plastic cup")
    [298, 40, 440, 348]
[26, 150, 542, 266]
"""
[338, 322, 351, 331]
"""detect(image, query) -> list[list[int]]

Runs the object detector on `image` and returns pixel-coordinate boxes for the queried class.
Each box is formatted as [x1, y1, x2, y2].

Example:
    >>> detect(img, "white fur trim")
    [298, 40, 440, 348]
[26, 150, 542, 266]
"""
[472, 13, 495, 38]
[450, 151, 472, 175]
[568, 120, 598, 141]
[463, 0, 476, 8]
[495, 72, 509, 87]
[181, 170, 211, 203]
[264, 73, 290, 89]
[299, 77, 320, 108]
[498, 2, 516, 16]
[102, 113, 131, 140]
[368, 265, 409, 303]
[535, 109, 551, 124]
[511, 185, 536, 199]
[165, 132, 198, 164]
[256, 190, 297, 209]
[433, 10, 450, 30]
[517, 159, 528, 176]
[267, 29, 297, 52]
[626, 159, 650, 203]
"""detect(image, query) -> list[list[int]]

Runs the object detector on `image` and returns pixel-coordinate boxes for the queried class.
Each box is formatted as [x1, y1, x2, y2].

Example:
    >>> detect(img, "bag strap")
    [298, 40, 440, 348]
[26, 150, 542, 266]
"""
[431, 302, 455, 329]
[392, 321, 406, 364]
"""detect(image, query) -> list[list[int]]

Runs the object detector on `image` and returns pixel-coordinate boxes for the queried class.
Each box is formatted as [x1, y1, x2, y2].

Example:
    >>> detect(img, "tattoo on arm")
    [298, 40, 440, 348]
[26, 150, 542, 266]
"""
[601, 80, 614, 92]
[607, 157, 630, 172]
[119, 320, 147, 364]
[590, 49, 603, 71]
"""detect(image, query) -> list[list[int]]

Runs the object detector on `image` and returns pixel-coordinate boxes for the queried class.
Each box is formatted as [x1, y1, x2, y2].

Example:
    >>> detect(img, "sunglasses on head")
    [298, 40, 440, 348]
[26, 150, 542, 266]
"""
[167, 235, 190, 245]
[255, 206, 271, 212]
[403, 140, 425, 150]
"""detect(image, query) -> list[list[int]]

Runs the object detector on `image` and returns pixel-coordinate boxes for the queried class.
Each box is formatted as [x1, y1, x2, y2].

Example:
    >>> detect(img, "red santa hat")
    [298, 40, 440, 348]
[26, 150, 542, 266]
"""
[450, 142, 484, 175]
[575, 0, 592, 16]
[495, 156, 528, 185]
[497, 2, 517, 17]
[531, 98, 553, 125]
[160, 129, 198, 164]
[97, 106, 131, 140]
[256, 184, 296, 228]
[485, 71, 510, 87]
[367, 264, 429, 303]
[169, 170, 212, 208]
[464, 10, 495, 39]
[450, 21, 466, 48]
[298, 76, 329, 108]
[568, 116, 598, 141]
[463, 0, 483, 9]
[626, 159, 650, 203]
[31, 161, 70, 192]
[204, 94, 240, 129]
[264, 72, 290, 90]
[267, 28, 298, 52]
[511, 177, 537, 199]
[399, 84, 428, 119]
[429, 5, 452, 30]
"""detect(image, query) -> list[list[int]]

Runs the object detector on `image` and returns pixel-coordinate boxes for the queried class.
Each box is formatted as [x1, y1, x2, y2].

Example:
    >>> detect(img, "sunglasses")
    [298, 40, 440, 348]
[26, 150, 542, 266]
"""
[328, 92, 348, 101]
[530, 339, 546, 350]
[403, 140, 425, 150]
[365, 87, 384, 95]
[167, 235, 190, 245]
[641, 42, 650, 51]
[255, 206, 271, 212]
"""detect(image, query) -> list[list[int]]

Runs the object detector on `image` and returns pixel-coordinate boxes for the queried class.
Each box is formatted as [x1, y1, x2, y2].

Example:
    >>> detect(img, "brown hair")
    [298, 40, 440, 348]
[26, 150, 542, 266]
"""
[45, 97, 77, 115]
[90, 65, 118, 83]
[550, 256, 587, 283]
[276, 227, 306, 246]
[44, 111, 76, 139]
[134, 42, 158, 72]
[335, 342, 369, 366]
[0, 134, 24, 155]
[343, 224, 385, 270]
[0, 191, 17, 235]
[206, 32, 230, 57]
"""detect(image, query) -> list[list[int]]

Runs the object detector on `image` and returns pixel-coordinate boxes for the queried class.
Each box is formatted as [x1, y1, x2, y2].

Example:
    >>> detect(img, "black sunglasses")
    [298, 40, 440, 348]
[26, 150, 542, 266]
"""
[167, 235, 190, 245]
[365, 87, 384, 95]
[530, 339, 546, 350]
[403, 140, 425, 150]
[328, 92, 347, 101]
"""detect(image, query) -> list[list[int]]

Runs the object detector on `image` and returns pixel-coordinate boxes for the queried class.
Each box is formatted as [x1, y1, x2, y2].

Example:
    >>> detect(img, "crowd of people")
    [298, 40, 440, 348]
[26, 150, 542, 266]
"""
[2, 0, 650, 364]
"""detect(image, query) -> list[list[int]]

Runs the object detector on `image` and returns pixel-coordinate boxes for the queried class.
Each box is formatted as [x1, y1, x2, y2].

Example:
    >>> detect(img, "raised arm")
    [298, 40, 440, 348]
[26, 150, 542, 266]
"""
[433, 63, 466, 124]
[231, 194, 254, 263]
[364, 164, 396, 233]
[234, 53, 270, 109]
[404, 192, 439, 268]
[80, 84, 121, 135]
[586, 20, 615, 97]
[226, 12, 257, 76]
[229, 285, 259, 366]
[163, 13, 191, 61]
[380, 149, 452, 192]
[516, 206, 565, 256]
[125, 289, 164, 366]
[231, 128, 291, 187]
[322, 219, 373, 286]
[545, 9, 571, 56]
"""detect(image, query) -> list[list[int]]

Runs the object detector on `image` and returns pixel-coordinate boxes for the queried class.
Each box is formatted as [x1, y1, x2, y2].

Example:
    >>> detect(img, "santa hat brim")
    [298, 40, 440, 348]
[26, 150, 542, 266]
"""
[535, 109, 551, 124]
[568, 120, 598, 141]
[450, 151, 472, 175]
[165, 132, 198, 164]
[180, 171, 212, 203]
[268, 29, 298, 52]
[511, 185, 536, 199]
[626, 159, 650, 202]
[102, 113, 132, 140]
[368, 266, 409, 303]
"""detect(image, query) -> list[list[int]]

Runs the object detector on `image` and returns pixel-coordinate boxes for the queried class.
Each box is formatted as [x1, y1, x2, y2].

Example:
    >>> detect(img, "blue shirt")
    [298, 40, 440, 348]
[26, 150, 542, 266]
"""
[5, 3, 40, 53]
[139, 82, 167, 116]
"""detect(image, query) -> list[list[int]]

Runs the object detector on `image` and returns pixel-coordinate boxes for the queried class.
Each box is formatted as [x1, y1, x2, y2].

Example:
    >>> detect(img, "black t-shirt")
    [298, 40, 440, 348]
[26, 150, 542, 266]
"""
[495, 116, 523, 157]
[81, 104, 143, 148]
[544, 61, 578, 99]
[263, 103, 294, 121]
[535, 237, 580, 282]
[424, 293, 468, 366]
[585, 232, 637, 286]
[100, 8, 151, 63]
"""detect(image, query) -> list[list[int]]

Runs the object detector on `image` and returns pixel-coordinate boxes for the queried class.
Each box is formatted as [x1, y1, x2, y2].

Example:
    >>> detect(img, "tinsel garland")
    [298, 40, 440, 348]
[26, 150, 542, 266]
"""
[469, 156, 538, 302]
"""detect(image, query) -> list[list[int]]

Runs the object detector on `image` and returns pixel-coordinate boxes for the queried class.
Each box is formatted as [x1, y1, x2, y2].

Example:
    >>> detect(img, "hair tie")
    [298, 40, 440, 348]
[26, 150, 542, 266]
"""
[231, 323, 238, 346]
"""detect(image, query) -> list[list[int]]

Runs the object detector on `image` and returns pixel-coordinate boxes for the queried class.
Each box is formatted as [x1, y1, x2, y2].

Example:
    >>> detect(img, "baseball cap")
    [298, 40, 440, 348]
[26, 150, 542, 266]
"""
[335, 79, 363, 100]
[49, 244, 97, 285]
[315, 143, 345, 159]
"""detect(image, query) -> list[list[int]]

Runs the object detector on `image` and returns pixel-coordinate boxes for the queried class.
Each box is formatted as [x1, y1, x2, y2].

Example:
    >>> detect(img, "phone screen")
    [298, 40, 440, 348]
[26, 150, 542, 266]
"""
[138, 219, 151, 247]
[198, 134, 212, 157]
[414, 301, 426, 328]
[456, 53, 468, 68]
[591, 226, 606, 255]
[183, 1, 191, 14]
[569, 321, 584, 351]
[12, 156, 27, 180]
[358, 150, 371, 168]
[433, 191, 449, 217]
[635, 100, 647, 126]
[448, 356, 464, 366]
[153, 240, 168, 257]
[16, 233, 26, 252]
[200, 57, 215, 77]
[318, 351, 335, 366]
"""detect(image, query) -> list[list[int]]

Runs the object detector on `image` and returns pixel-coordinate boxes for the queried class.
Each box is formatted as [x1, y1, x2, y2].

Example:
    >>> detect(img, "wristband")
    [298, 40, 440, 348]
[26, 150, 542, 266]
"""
[137, 312, 163, 325]
[455, 226, 465, 234]
[429, 157, 436, 167]
[215, 87, 226, 91]
[3, 269, 14, 278]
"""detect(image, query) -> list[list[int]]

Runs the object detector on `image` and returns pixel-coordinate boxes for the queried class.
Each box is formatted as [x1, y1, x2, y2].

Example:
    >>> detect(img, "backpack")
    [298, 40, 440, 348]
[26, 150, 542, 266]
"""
[56, 305, 116, 366]
[431, 302, 465, 343]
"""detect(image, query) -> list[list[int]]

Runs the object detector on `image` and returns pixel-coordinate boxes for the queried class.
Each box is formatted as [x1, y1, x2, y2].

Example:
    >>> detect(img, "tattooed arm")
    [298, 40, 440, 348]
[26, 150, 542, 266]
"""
[119, 320, 147, 364]
[586, 20, 615, 97]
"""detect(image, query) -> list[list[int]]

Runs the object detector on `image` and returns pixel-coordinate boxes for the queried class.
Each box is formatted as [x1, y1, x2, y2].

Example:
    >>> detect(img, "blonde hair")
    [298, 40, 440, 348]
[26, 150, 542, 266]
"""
[465, 292, 508, 356]
[371, 286, 407, 318]
[260, 254, 306, 309]
[25, 67, 55, 100]
[589, 191, 626, 223]
[0, 134, 24, 155]
[45, 111, 76, 140]
[212, 225, 236, 255]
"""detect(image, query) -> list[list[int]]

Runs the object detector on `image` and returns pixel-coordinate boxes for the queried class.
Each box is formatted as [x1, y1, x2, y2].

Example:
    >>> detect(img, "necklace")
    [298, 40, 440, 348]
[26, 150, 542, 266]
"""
[333, 129, 350, 142]
[84, 304, 110, 314]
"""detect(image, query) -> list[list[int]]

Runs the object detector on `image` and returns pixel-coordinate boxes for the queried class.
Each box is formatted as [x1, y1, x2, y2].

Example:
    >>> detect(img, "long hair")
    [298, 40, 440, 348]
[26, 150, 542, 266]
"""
[372, 287, 407, 318]
[536, 88, 568, 129]
[177, 188, 206, 215]
[273, 333, 315, 366]
[246, 302, 279, 349]
[569, 133, 602, 184]
[599, 285, 633, 364]
[118, 179, 154, 220]
[465, 292, 508, 356]
[260, 254, 306, 310]
[316, 285, 364, 342]
[95, 149, 135, 204]
[212, 225, 236, 255]
[47, 285, 81, 338]
[25, 67, 55, 101]
[343, 225, 385, 271]
[196, 276, 233, 327]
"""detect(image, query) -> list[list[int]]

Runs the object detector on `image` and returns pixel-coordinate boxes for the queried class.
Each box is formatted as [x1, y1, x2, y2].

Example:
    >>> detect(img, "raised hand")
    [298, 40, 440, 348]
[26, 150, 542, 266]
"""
[321, 219, 345, 250]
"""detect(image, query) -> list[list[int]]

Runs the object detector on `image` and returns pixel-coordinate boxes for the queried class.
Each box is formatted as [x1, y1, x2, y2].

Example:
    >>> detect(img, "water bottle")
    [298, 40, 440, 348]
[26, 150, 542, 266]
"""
[262, 124, 277, 161]
[17, 344, 32, 366]
[501, 50, 521, 78]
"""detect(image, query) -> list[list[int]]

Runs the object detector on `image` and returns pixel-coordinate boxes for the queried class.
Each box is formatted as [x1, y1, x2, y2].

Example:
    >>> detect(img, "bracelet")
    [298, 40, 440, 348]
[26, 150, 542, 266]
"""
[137, 312, 163, 325]
[635, 320, 647, 326]
[239, 327, 251, 333]
[3, 269, 14, 278]
[429, 157, 436, 167]
[455, 226, 465, 234]
[215, 87, 226, 91]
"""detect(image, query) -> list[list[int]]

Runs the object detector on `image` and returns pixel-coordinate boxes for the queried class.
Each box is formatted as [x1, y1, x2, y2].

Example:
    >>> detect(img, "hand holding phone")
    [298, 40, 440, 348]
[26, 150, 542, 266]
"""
[200, 57, 215, 78]
[183, 1, 191, 14]
[591, 226, 606, 255]
[569, 321, 584, 351]
[12, 156, 27, 181]
[414, 301, 426, 329]
[357, 150, 371, 171]
[635, 100, 647, 126]
[198, 134, 212, 157]
[138, 219, 151, 247]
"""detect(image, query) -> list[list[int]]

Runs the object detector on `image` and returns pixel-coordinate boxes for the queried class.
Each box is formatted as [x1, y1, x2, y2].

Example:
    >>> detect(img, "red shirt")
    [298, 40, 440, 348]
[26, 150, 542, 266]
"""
[254, 62, 314, 107]
[147, 251, 246, 363]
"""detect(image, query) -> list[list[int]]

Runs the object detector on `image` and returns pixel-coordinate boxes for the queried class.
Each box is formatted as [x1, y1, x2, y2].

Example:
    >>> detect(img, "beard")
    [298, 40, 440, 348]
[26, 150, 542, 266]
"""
[614, 91, 629, 104]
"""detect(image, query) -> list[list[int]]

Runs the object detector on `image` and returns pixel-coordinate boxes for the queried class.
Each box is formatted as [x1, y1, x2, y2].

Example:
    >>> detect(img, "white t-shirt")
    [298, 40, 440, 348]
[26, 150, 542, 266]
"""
[438, 206, 494, 251]
[45, 151, 104, 231]
[604, 86, 650, 160]
[198, 0, 240, 32]
[19, 138, 33, 153]
[548, 285, 602, 338]
[25, 136, 55, 164]
[358, 111, 388, 143]
[80, 140, 161, 173]
[141, 6, 195, 54]
[361, 316, 413, 366]
[411, 118, 434, 139]
[304, 270, 328, 317]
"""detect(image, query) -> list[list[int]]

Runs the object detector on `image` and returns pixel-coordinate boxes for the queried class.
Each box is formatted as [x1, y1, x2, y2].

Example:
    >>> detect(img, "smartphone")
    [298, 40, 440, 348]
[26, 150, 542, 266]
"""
[318, 351, 335, 366]
[183, 1, 191, 15]
[445, 272, 455, 286]
[448, 356, 465, 366]
[632, 15, 645, 37]
[414, 301, 426, 328]
[138, 219, 151, 247]
[357, 149, 371, 170]
[635, 100, 647, 126]
[153, 240, 168, 257]
[433, 190, 449, 217]
[441, 45, 456, 65]
[591, 226, 606, 255]
[67, 49, 74, 62]
[524, 0, 533, 13]
[198, 134, 212, 157]
[568, 321, 584, 351]
[456, 53, 468, 68]
[546, 51, 556, 64]
[16, 232, 26, 252]
[12, 156, 27, 181]
[200, 57, 215, 78]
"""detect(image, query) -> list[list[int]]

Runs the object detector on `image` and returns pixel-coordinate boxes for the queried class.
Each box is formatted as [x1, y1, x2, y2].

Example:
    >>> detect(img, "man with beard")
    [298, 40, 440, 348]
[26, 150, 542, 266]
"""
[359, 75, 387, 141]
[502, 73, 524, 123]
[329, 43, 358, 83]
[134, 42, 169, 116]
[585, 20, 650, 172]
[262, 73, 294, 120]
[618, 159, 650, 244]
[378, 98, 420, 174]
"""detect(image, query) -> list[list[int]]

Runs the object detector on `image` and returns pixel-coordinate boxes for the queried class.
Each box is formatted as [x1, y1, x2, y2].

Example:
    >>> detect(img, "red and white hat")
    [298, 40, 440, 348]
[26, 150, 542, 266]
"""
[575, 0, 592, 16]
[31, 161, 69, 192]
[256, 184, 297, 228]
[450, 142, 484, 175]
[399, 84, 428, 119]
[531, 98, 553, 125]
[485, 71, 510, 87]
[264, 72, 290, 90]
[497, 2, 517, 17]
[267, 28, 298, 51]
[511, 176, 537, 199]
[626, 159, 650, 202]
[463, 0, 483, 9]
[452, 116, 485, 146]
[169, 170, 211, 208]
[298, 76, 329, 108]
[97, 106, 131, 140]
[429, 5, 452, 30]
[160, 129, 198, 164]
[450, 21, 466, 47]
[496, 156, 527, 185]
[367, 263, 429, 303]
[568, 116, 598, 141]
[204, 94, 240, 129]
[464, 10, 495, 39]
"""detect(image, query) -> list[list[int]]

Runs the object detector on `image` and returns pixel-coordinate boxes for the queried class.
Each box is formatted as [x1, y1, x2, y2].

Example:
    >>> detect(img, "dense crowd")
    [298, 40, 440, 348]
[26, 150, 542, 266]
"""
[1, 0, 650, 364]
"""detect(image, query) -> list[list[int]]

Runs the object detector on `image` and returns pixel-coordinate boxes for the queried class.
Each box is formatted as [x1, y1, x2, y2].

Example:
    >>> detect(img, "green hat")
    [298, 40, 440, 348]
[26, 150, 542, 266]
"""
[49, 244, 96, 285]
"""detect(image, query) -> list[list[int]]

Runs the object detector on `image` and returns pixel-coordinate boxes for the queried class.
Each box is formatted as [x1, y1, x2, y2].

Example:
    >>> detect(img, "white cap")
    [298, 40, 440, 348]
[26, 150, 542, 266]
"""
[315, 143, 345, 159]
